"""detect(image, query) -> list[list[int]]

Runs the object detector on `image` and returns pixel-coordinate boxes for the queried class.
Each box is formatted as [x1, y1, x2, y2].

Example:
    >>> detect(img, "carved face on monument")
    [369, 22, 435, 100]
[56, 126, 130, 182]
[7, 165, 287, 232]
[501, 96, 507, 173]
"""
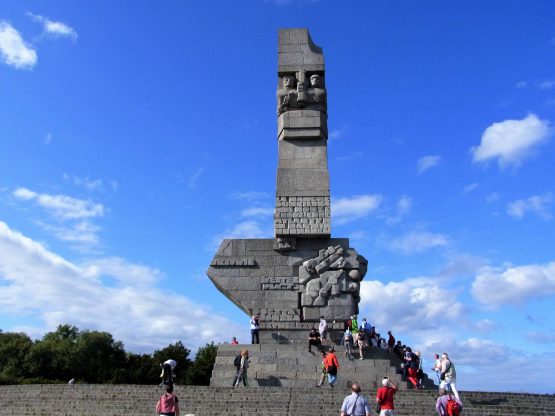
[283, 75, 296, 89]
[310, 74, 322, 88]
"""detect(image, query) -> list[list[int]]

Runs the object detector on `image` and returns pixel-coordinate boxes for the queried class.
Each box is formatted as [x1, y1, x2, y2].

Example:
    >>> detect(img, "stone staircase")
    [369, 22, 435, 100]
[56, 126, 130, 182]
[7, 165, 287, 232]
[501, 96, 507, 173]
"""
[0, 384, 554, 415]
[210, 343, 435, 389]
[210, 344, 434, 390]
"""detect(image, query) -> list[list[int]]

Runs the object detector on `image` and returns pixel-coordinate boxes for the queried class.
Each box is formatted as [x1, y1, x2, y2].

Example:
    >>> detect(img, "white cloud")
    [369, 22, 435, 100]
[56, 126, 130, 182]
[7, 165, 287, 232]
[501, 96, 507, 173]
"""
[420, 336, 555, 393]
[417, 155, 441, 173]
[472, 319, 499, 332]
[0, 221, 243, 352]
[332, 194, 382, 225]
[38, 220, 100, 245]
[462, 183, 479, 194]
[63, 174, 104, 192]
[471, 114, 552, 169]
[471, 262, 555, 308]
[43, 133, 52, 144]
[538, 79, 555, 90]
[12, 187, 104, 220]
[359, 277, 464, 333]
[384, 231, 449, 254]
[329, 126, 347, 140]
[515, 81, 527, 88]
[27, 12, 77, 41]
[506, 193, 552, 220]
[240, 207, 274, 218]
[0, 21, 37, 69]
[210, 220, 271, 251]
[386, 195, 412, 224]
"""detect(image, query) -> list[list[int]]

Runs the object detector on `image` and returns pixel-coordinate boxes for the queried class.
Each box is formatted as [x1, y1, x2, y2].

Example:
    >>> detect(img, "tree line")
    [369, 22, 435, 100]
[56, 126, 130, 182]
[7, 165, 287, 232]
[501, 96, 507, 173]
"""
[0, 324, 217, 385]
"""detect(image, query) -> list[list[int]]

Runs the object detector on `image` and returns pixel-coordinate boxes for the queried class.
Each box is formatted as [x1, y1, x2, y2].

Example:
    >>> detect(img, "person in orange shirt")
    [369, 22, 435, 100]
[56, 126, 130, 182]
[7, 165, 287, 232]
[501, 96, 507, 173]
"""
[323, 346, 339, 389]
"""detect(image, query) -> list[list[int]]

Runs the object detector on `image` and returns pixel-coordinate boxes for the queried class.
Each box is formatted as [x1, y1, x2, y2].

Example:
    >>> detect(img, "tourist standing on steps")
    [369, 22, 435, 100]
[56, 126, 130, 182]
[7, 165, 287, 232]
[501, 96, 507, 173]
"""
[432, 353, 441, 384]
[356, 331, 368, 360]
[440, 353, 460, 401]
[324, 346, 339, 389]
[387, 331, 395, 356]
[319, 316, 328, 344]
[343, 327, 354, 360]
[376, 377, 397, 416]
[232, 349, 249, 387]
[231, 337, 239, 345]
[250, 315, 260, 344]
[340, 383, 371, 416]
[435, 388, 463, 416]
[316, 351, 327, 387]
[156, 384, 180, 416]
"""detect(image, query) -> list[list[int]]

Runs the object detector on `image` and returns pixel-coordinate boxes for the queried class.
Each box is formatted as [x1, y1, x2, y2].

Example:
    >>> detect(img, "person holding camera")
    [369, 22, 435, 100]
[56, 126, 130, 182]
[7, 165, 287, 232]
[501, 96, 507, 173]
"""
[376, 377, 397, 416]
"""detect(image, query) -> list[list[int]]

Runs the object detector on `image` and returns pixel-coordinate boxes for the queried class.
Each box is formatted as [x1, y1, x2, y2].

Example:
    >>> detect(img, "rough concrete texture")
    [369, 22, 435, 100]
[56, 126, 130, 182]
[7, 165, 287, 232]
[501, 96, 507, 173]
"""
[2, 384, 553, 416]
[208, 238, 366, 332]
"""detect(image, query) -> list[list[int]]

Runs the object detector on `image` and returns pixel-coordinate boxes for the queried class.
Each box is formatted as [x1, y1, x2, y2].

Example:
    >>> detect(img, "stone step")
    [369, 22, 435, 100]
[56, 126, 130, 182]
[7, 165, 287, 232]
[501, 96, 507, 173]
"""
[1, 385, 554, 416]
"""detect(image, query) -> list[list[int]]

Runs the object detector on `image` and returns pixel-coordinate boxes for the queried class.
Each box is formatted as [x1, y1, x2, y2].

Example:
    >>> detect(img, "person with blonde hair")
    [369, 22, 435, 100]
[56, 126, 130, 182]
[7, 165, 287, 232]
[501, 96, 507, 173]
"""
[232, 349, 250, 387]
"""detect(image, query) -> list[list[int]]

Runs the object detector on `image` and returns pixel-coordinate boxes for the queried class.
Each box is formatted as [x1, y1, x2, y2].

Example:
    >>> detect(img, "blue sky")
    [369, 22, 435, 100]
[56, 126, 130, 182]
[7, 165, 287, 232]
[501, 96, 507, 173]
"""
[1, 1, 554, 393]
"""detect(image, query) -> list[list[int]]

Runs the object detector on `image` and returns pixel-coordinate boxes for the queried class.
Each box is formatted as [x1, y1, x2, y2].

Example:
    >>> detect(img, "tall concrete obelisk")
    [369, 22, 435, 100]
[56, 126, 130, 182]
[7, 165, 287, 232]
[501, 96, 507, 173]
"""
[207, 29, 367, 343]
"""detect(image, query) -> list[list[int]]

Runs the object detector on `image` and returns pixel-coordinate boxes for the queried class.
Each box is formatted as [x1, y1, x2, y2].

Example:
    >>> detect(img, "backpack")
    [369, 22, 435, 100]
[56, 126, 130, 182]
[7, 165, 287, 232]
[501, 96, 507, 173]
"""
[233, 355, 241, 369]
[159, 393, 176, 413]
[446, 395, 460, 416]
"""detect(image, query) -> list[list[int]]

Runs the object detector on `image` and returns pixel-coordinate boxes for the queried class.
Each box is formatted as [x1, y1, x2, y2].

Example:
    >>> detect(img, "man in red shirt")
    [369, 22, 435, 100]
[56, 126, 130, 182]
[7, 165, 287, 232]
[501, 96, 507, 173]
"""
[323, 346, 340, 389]
[376, 377, 397, 416]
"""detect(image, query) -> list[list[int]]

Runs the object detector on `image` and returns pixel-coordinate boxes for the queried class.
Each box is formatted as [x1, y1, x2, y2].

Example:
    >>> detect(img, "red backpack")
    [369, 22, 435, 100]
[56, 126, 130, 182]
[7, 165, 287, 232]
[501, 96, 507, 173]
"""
[446, 395, 460, 416]
[159, 393, 177, 413]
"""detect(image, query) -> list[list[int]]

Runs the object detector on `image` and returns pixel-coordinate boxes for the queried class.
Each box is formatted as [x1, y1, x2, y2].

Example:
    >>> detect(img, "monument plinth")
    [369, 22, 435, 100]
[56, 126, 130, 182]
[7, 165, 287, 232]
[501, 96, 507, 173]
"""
[207, 29, 367, 343]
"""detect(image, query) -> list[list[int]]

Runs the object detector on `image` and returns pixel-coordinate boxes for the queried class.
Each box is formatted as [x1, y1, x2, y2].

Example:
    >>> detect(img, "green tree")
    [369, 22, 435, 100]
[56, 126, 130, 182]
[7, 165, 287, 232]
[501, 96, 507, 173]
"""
[153, 341, 192, 385]
[187, 342, 218, 385]
[0, 331, 33, 383]
[76, 330, 126, 383]
[125, 352, 158, 384]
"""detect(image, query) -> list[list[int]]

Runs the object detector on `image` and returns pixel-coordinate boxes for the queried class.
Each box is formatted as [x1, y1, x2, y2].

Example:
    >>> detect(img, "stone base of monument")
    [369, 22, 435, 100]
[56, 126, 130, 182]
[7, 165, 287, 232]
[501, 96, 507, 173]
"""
[210, 343, 435, 390]
[2, 384, 554, 416]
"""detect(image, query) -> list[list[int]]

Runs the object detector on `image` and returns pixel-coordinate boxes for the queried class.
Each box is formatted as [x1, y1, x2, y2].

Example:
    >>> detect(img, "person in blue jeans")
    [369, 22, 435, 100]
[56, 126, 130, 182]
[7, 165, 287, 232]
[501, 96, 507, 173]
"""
[250, 315, 260, 344]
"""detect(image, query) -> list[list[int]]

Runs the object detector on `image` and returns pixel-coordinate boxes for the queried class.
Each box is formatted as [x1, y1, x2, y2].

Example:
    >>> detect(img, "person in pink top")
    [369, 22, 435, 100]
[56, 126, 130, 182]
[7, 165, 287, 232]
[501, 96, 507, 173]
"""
[376, 377, 397, 416]
[156, 384, 180, 416]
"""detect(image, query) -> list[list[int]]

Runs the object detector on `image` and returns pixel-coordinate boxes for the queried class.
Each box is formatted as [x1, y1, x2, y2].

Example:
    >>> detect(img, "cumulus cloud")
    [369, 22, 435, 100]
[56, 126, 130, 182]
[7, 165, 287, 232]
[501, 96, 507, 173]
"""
[471, 114, 552, 169]
[421, 336, 555, 393]
[210, 220, 271, 251]
[417, 155, 441, 173]
[0, 21, 37, 69]
[386, 195, 412, 224]
[27, 12, 77, 41]
[359, 277, 464, 333]
[527, 330, 555, 344]
[472, 262, 555, 308]
[13, 187, 104, 220]
[0, 221, 242, 352]
[384, 231, 449, 254]
[506, 193, 552, 220]
[332, 194, 382, 225]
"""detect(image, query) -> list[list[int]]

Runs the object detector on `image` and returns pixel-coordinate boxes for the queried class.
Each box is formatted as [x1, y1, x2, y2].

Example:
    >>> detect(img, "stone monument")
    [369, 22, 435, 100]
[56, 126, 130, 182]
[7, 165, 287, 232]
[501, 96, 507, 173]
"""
[207, 28, 367, 343]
